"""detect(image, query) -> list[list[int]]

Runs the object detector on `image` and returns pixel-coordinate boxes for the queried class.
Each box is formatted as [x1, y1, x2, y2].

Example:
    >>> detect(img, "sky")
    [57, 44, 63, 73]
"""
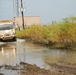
[0, 0, 76, 24]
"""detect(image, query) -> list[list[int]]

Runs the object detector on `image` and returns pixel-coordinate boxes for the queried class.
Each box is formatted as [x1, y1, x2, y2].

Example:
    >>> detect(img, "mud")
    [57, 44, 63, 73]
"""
[47, 62, 76, 75]
[0, 62, 76, 75]
[0, 73, 4, 75]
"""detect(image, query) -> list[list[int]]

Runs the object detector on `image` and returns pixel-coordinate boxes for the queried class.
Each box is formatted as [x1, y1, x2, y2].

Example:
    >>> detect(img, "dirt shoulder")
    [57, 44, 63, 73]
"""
[47, 62, 76, 75]
[0, 62, 76, 75]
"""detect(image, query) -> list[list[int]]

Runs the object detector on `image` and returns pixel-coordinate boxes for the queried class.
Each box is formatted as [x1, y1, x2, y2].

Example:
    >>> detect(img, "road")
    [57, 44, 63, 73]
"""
[0, 39, 76, 75]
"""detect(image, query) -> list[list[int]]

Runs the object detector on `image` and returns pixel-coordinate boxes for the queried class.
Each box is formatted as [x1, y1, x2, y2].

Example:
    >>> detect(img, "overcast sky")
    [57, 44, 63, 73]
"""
[0, 0, 76, 24]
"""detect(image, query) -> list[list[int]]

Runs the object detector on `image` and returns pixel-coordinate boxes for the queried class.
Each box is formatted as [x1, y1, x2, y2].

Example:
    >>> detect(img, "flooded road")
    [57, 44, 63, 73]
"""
[0, 39, 76, 75]
[0, 39, 50, 69]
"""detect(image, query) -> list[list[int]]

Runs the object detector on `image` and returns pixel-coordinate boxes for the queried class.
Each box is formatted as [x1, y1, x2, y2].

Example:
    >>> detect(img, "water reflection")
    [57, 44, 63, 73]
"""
[2, 47, 4, 54]
[0, 41, 76, 69]
[44, 49, 76, 64]
[0, 43, 16, 65]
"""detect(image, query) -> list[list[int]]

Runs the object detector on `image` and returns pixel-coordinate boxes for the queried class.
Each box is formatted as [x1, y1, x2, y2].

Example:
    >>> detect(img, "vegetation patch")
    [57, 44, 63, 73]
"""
[16, 16, 76, 50]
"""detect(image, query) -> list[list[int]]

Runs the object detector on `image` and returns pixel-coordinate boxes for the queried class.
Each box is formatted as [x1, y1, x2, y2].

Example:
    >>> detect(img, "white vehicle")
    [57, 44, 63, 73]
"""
[0, 23, 16, 41]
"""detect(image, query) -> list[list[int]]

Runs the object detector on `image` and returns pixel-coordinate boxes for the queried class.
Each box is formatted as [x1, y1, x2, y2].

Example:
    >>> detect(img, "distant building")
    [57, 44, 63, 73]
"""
[13, 16, 40, 28]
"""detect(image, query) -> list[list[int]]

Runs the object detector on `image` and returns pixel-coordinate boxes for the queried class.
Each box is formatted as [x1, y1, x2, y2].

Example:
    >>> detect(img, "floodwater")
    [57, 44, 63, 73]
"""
[0, 39, 76, 75]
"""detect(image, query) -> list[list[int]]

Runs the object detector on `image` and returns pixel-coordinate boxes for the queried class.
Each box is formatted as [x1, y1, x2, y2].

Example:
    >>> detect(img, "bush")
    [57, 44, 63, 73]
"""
[16, 16, 76, 48]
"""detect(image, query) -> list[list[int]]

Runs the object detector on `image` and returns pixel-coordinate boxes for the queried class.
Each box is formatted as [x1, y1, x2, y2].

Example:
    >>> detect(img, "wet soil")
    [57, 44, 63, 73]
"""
[0, 62, 76, 75]
[0, 73, 4, 75]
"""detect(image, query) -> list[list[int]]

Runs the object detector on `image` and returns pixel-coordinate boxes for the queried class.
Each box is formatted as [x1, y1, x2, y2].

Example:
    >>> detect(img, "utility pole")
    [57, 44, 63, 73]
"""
[20, 0, 25, 29]
[0, 0, 2, 20]
[13, 0, 15, 17]
[13, 0, 16, 25]
[16, 0, 19, 16]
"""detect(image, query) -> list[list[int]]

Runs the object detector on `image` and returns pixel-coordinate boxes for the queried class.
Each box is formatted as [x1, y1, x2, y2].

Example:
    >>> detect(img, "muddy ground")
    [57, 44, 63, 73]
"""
[0, 62, 76, 75]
